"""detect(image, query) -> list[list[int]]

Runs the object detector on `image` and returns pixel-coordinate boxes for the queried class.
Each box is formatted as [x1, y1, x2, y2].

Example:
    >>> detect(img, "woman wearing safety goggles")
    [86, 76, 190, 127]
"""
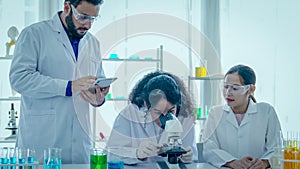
[202, 64, 282, 169]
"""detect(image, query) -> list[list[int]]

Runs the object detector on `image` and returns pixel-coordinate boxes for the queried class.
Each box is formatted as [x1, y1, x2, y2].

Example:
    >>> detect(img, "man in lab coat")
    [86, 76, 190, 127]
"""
[9, 0, 108, 164]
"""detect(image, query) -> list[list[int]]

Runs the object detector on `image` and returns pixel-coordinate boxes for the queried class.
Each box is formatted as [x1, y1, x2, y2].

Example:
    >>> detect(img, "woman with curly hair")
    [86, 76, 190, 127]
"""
[107, 71, 197, 164]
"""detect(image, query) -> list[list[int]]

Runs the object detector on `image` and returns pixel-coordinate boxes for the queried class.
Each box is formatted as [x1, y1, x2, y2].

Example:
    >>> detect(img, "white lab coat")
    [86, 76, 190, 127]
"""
[202, 100, 281, 168]
[107, 104, 198, 164]
[9, 12, 105, 164]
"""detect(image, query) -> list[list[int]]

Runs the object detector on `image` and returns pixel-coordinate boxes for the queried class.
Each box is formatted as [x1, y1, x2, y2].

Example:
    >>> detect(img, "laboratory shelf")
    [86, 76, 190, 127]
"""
[188, 75, 224, 92]
[196, 118, 207, 121]
[0, 137, 16, 143]
[102, 58, 160, 62]
[188, 76, 224, 81]
[0, 97, 21, 101]
[107, 98, 128, 101]
[0, 55, 13, 60]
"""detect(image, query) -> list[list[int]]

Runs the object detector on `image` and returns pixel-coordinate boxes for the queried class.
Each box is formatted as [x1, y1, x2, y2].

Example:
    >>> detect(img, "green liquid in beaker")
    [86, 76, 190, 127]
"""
[90, 154, 107, 169]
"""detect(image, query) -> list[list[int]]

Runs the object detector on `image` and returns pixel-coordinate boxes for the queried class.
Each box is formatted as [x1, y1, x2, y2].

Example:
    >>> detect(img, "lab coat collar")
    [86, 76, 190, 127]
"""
[223, 99, 258, 128]
[223, 99, 257, 114]
[52, 12, 76, 62]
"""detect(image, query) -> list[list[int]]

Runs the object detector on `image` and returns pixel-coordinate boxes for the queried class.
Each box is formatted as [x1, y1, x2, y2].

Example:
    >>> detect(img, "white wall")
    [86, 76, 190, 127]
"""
[220, 0, 300, 134]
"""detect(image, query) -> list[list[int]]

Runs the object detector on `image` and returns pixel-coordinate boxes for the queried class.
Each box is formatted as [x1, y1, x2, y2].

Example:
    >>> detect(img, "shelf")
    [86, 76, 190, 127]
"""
[107, 98, 128, 101]
[0, 137, 16, 143]
[188, 75, 223, 93]
[189, 76, 224, 81]
[102, 58, 160, 62]
[0, 55, 13, 60]
[0, 97, 21, 101]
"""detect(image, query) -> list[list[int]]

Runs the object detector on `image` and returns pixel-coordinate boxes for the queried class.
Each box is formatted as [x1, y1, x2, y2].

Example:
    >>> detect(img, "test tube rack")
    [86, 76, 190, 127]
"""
[0, 161, 39, 167]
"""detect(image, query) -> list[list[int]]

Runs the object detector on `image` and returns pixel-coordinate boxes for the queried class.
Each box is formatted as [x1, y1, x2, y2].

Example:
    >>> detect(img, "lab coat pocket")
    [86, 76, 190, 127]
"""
[22, 110, 56, 147]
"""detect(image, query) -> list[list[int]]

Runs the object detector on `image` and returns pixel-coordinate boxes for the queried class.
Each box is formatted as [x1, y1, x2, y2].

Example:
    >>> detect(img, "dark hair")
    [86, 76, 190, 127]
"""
[129, 71, 194, 118]
[225, 64, 257, 102]
[142, 74, 181, 110]
[65, 0, 104, 7]
[129, 72, 162, 108]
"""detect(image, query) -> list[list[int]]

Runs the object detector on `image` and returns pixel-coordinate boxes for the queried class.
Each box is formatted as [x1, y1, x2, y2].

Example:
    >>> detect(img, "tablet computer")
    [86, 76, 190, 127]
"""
[94, 77, 117, 88]
[88, 77, 117, 94]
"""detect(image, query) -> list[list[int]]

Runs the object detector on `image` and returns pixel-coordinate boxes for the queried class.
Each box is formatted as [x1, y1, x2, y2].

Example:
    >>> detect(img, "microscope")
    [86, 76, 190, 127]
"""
[5, 103, 18, 140]
[157, 119, 187, 169]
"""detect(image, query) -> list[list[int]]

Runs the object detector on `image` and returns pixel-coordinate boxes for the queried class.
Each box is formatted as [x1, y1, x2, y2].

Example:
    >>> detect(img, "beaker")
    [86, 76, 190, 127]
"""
[107, 147, 124, 169]
[90, 148, 107, 169]
[44, 148, 62, 169]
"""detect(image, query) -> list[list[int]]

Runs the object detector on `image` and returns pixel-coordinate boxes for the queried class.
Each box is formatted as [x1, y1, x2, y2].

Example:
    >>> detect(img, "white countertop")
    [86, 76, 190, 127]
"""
[59, 163, 219, 169]
[1, 162, 227, 169]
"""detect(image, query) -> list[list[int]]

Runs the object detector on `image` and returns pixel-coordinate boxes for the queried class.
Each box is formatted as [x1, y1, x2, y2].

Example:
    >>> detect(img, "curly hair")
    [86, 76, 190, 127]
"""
[142, 74, 181, 109]
[129, 71, 194, 118]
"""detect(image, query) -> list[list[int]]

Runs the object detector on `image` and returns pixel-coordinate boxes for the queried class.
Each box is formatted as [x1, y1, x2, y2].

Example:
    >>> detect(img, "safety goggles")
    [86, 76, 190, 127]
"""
[222, 83, 252, 95]
[71, 4, 99, 24]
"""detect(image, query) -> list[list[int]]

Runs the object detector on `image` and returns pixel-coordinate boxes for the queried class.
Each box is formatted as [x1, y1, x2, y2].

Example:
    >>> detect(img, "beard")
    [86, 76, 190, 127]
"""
[65, 11, 88, 39]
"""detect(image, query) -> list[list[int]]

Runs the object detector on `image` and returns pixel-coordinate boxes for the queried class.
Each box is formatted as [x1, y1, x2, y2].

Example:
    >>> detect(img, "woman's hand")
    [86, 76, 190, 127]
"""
[181, 146, 193, 163]
[225, 156, 252, 169]
[136, 140, 161, 160]
[248, 158, 270, 169]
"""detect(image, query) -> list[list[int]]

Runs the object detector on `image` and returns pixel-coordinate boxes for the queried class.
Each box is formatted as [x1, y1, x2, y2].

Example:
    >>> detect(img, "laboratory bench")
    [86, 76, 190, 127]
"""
[2, 162, 225, 169]
[53, 163, 221, 169]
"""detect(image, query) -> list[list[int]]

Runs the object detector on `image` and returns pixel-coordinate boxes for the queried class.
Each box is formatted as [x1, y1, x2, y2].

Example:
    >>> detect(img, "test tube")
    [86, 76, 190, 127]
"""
[27, 149, 35, 169]
[18, 148, 27, 169]
[1, 147, 9, 169]
[292, 132, 298, 169]
[284, 131, 292, 169]
[296, 132, 300, 169]
[9, 147, 17, 169]
[0, 148, 3, 167]
[205, 105, 209, 117]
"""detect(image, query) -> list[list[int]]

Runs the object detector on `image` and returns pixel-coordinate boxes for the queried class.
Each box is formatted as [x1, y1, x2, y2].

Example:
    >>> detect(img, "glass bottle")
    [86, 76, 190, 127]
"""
[271, 130, 284, 169]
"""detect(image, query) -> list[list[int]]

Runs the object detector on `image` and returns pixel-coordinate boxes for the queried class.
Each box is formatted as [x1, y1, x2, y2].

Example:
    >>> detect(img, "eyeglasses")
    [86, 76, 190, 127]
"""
[222, 83, 252, 95]
[71, 4, 99, 24]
